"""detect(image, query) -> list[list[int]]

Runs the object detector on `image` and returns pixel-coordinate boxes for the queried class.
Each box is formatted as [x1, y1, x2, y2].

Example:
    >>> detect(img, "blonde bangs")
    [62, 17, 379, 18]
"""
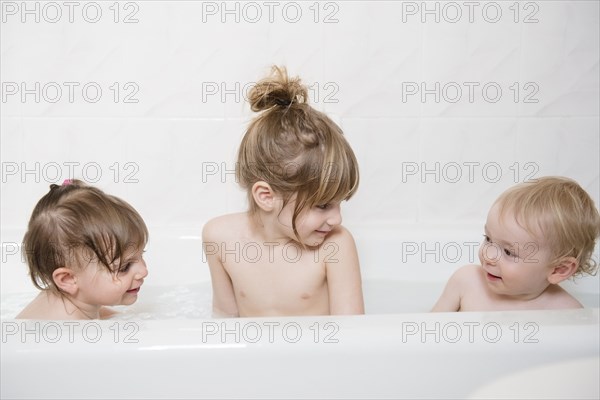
[311, 141, 359, 207]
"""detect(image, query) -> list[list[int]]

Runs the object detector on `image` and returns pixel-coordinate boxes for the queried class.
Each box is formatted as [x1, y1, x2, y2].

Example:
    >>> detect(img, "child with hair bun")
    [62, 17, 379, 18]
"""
[17, 179, 149, 319]
[203, 66, 364, 317]
[432, 176, 600, 311]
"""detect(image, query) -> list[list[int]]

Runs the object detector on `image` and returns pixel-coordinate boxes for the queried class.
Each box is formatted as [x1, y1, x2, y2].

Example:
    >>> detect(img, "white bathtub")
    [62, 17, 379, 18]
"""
[2, 227, 599, 399]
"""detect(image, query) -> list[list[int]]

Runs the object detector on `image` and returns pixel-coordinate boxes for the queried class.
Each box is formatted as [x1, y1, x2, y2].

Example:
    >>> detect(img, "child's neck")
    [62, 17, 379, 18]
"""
[248, 211, 295, 245]
[50, 291, 101, 320]
[492, 284, 553, 304]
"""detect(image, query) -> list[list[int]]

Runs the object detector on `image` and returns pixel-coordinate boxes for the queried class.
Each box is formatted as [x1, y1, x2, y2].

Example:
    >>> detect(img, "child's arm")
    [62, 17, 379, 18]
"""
[430, 265, 470, 312]
[325, 227, 365, 315]
[202, 222, 239, 318]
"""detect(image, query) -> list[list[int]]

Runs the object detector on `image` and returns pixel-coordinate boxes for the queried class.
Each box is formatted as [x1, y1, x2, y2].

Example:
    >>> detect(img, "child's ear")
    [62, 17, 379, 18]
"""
[251, 181, 276, 212]
[548, 257, 579, 284]
[52, 267, 78, 295]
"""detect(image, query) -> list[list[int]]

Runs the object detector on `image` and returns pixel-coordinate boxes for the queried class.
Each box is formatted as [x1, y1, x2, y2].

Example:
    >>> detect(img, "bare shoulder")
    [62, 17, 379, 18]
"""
[446, 264, 485, 295]
[323, 225, 364, 314]
[435, 264, 481, 295]
[431, 265, 481, 312]
[545, 285, 584, 309]
[324, 225, 356, 245]
[450, 264, 482, 283]
[321, 225, 358, 264]
[202, 212, 248, 242]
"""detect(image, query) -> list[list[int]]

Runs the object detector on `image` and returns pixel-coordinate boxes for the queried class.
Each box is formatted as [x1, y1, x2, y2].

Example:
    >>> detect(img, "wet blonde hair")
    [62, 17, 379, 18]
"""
[236, 66, 359, 241]
[22, 180, 149, 292]
[494, 176, 600, 277]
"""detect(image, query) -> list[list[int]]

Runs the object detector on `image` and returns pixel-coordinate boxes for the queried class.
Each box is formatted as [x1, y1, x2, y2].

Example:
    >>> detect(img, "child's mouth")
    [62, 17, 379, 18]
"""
[126, 287, 141, 294]
[486, 272, 502, 281]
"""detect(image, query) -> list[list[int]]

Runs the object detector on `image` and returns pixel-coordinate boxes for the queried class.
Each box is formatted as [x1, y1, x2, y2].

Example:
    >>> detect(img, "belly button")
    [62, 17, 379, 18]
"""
[239, 290, 246, 298]
[300, 293, 310, 300]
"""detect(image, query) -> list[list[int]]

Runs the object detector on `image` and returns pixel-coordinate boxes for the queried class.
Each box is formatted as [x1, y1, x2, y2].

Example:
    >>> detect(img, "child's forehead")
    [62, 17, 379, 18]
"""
[487, 203, 545, 244]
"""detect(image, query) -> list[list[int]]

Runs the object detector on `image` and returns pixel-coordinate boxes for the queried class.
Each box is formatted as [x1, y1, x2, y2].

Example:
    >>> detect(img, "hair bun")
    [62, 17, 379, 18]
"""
[248, 66, 308, 112]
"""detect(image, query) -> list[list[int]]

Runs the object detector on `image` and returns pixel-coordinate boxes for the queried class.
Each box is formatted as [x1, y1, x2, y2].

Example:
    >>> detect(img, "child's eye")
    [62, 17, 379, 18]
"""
[316, 204, 330, 210]
[504, 248, 519, 259]
[119, 263, 132, 273]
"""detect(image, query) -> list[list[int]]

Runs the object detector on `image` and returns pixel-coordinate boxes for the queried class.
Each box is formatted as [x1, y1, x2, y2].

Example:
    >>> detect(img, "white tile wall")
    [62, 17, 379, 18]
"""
[1, 1, 599, 268]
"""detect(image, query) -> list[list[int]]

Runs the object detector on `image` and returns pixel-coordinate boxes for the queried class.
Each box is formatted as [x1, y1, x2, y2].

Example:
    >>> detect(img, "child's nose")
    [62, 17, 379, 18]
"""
[327, 205, 342, 226]
[482, 242, 501, 264]
[135, 262, 148, 280]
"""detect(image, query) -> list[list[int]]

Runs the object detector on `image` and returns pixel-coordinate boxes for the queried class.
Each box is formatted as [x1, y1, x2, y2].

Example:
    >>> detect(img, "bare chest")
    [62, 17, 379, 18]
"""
[221, 241, 329, 311]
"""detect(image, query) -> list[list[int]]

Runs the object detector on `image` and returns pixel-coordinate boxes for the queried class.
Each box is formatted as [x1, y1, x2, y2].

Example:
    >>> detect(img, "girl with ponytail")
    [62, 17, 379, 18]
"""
[203, 66, 364, 317]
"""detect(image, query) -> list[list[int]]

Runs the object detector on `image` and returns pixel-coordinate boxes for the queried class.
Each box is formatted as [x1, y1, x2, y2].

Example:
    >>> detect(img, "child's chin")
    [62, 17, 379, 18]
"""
[303, 237, 326, 247]
[120, 298, 138, 306]
[484, 280, 504, 292]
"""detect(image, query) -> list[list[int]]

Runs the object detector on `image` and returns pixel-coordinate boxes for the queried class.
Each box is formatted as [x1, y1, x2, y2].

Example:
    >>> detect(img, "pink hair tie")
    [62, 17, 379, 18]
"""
[62, 179, 73, 186]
